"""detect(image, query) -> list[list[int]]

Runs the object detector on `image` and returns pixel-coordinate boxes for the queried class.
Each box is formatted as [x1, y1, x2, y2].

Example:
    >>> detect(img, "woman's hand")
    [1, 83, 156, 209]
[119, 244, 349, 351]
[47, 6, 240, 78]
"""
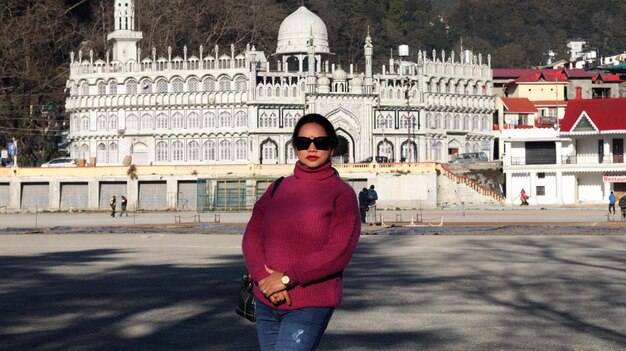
[269, 290, 292, 306]
[258, 265, 289, 299]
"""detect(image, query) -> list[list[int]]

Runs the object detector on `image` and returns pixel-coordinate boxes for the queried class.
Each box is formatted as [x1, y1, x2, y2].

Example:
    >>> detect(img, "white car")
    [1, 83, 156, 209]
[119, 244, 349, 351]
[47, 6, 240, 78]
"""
[41, 158, 78, 167]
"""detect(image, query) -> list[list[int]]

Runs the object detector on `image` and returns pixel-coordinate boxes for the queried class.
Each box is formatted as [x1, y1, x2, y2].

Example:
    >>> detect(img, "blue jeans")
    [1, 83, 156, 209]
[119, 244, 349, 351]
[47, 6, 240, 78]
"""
[255, 300, 334, 351]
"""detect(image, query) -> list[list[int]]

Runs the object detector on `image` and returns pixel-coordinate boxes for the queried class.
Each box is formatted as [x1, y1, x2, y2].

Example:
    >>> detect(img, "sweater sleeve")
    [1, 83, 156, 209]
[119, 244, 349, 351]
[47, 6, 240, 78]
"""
[242, 183, 273, 282]
[288, 185, 361, 286]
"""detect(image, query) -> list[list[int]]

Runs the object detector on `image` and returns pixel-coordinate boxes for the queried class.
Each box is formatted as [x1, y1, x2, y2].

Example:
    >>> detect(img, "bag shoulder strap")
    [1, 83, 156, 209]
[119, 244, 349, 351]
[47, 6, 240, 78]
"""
[271, 176, 285, 198]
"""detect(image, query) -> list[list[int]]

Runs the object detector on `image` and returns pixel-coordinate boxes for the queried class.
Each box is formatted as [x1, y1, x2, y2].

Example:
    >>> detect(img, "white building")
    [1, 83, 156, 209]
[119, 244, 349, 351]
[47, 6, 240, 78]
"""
[65, 1, 495, 166]
[503, 97, 626, 205]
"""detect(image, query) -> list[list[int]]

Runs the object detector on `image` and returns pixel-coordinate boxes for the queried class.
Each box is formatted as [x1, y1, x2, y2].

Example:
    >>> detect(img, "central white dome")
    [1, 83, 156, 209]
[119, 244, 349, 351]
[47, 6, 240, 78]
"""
[276, 6, 330, 55]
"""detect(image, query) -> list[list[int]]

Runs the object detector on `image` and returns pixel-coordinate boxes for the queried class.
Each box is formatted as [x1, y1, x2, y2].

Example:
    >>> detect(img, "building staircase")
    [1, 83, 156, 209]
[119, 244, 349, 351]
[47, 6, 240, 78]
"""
[436, 163, 505, 207]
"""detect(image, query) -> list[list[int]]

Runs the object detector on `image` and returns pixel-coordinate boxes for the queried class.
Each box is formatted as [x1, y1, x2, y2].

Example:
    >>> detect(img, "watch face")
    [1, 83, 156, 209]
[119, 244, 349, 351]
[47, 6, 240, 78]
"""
[281, 275, 290, 285]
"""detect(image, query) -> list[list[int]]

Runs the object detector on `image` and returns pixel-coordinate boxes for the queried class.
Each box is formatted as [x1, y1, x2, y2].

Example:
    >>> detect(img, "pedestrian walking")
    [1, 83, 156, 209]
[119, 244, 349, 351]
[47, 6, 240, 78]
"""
[242, 113, 360, 351]
[520, 188, 529, 206]
[608, 191, 616, 215]
[119, 195, 128, 217]
[358, 187, 369, 223]
[367, 185, 378, 222]
[619, 195, 626, 219]
[110, 195, 116, 217]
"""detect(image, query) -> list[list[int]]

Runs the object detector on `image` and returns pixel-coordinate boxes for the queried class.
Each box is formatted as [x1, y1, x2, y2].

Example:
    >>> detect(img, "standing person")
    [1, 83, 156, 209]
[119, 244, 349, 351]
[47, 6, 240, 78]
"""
[119, 196, 128, 217]
[608, 191, 616, 215]
[619, 195, 626, 219]
[367, 185, 378, 221]
[242, 113, 361, 351]
[358, 187, 369, 223]
[110, 195, 116, 217]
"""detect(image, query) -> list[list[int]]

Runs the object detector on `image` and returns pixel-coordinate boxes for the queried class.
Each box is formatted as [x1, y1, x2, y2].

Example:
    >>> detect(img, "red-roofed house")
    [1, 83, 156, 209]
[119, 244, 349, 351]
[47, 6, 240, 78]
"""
[503, 98, 626, 206]
[500, 98, 539, 128]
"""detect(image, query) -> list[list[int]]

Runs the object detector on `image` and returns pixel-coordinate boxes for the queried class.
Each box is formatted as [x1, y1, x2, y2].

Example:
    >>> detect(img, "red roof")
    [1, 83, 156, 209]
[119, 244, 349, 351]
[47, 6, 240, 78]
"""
[592, 74, 622, 83]
[562, 68, 593, 79]
[493, 68, 538, 79]
[502, 98, 538, 113]
[561, 98, 626, 132]
[513, 70, 568, 83]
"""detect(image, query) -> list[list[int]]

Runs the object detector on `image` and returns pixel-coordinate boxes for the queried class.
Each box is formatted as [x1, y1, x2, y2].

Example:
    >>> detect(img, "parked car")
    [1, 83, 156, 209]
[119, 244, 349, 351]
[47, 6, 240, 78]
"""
[41, 158, 78, 167]
[451, 152, 488, 163]
[359, 156, 392, 163]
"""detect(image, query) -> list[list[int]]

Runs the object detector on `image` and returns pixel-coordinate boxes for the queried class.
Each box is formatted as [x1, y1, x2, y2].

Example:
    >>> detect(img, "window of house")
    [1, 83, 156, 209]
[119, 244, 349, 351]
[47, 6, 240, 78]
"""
[537, 172, 545, 179]
[536, 186, 545, 196]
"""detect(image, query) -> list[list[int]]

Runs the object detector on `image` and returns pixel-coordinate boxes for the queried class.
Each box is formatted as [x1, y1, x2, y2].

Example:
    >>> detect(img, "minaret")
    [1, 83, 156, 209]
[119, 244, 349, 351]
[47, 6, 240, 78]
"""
[107, 0, 143, 63]
[364, 26, 374, 94]
[306, 28, 317, 94]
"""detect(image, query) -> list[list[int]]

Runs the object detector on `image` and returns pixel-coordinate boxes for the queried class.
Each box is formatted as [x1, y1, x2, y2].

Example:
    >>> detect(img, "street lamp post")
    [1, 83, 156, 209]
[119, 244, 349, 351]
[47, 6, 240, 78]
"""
[404, 77, 416, 162]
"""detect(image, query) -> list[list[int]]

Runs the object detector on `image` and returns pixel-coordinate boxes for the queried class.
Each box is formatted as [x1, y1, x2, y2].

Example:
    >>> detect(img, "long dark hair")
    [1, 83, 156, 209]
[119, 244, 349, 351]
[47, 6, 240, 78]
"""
[292, 113, 338, 151]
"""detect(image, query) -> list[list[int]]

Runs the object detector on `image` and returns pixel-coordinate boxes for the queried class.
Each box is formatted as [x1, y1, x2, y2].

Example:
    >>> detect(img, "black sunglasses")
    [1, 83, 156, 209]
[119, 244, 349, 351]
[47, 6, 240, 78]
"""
[293, 136, 331, 151]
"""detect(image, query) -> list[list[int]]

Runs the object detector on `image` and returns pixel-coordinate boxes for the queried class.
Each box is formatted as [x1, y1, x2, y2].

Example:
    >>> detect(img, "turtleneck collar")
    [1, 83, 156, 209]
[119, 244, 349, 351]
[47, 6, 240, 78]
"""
[294, 161, 336, 181]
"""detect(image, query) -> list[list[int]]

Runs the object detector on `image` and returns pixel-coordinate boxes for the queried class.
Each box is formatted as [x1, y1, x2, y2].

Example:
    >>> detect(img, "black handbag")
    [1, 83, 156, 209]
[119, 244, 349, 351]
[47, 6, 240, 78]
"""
[236, 274, 256, 322]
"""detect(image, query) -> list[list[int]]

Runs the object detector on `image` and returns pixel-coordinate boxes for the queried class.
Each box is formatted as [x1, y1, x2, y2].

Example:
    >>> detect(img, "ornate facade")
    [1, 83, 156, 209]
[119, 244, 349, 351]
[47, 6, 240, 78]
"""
[65, 1, 495, 166]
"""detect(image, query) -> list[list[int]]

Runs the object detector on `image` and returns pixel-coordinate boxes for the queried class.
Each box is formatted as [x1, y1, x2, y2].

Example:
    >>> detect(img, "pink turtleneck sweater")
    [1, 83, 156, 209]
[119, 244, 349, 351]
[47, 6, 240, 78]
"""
[242, 161, 361, 310]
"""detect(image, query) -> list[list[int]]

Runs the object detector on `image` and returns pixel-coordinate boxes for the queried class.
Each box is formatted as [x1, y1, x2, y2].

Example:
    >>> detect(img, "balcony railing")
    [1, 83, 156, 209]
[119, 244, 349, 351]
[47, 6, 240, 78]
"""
[510, 155, 625, 166]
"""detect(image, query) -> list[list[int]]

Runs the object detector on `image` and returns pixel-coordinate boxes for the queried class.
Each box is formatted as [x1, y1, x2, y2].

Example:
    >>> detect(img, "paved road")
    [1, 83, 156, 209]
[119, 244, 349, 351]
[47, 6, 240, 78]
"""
[0, 234, 624, 350]
[1, 207, 625, 230]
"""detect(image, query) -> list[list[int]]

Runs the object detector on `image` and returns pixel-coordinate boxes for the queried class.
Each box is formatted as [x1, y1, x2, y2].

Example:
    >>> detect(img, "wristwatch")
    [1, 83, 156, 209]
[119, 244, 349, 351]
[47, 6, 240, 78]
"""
[281, 273, 291, 287]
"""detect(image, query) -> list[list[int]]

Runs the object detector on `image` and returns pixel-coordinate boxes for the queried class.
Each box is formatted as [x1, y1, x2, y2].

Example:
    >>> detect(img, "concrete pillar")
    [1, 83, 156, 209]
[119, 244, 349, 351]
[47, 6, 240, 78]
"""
[9, 179, 20, 209]
[167, 178, 178, 210]
[555, 141, 562, 165]
[49, 180, 60, 211]
[555, 171, 563, 205]
[88, 180, 99, 209]
[529, 172, 536, 205]
[127, 178, 139, 211]
[505, 171, 513, 205]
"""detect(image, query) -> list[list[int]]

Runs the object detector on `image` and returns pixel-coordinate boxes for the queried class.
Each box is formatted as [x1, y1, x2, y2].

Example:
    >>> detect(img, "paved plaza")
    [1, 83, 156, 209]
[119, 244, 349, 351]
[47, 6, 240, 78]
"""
[0, 227, 625, 350]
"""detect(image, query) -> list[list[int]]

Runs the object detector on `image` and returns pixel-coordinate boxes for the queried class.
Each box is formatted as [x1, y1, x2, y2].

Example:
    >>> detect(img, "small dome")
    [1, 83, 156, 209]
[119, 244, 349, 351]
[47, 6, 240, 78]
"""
[276, 6, 330, 55]
[351, 75, 363, 87]
[332, 66, 347, 81]
[317, 75, 330, 86]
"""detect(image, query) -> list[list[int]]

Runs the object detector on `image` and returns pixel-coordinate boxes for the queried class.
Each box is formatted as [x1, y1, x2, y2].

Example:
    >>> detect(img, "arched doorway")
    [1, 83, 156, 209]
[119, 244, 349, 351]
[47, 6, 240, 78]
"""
[333, 135, 349, 163]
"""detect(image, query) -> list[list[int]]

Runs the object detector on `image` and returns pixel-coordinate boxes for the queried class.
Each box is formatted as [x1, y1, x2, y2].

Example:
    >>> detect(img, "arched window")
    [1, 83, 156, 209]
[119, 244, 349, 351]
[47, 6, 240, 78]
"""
[156, 141, 168, 162]
[108, 80, 117, 95]
[203, 112, 215, 128]
[435, 114, 442, 129]
[463, 115, 470, 130]
[218, 77, 231, 90]
[286, 142, 296, 161]
[377, 139, 393, 160]
[454, 114, 461, 130]
[72, 144, 80, 159]
[80, 82, 89, 96]
[156, 79, 168, 93]
[188, 112, 199, 129]
[187, 141, 199, 161]
[97, 143, 106, 163]
[141, 79, 152, 94]
[465, 142, 471, 153]
[188, 77, 199, 92]
[156, 113, 167, 129]
[401, 141, 417, 162]
[204, 140, 216, 160]
[400, 115, 408, 128]
[126, 79, 137, 94]
[444, 114, 452, 129]
[426, 113, 434, 129]
[234, 111, 247, 128]
[80, 143, 90, 159]
[234, 139, 247, 160]
[97, 115, 107, 130]
[433, 142, 443, 161]
[172, 78, 183, 93]
[235, 76, 247, 91]
[219, 140, 232, 160]
[109, 142, 118, 163]
[285, 113, 296, 128]
[172, 141, 184, 161]
[80, 116, 90, 131]
[376, 114, 385, 128]
[269, 113, 278, 127]
[219, 112, 231, 128]
[141, 114, 153, 130]
[109, 115, 118, 130]
[260, 113, 269, 127]
[172, 112, 184, 129]
[258, 86, 264, 97]
[472, 116, 479, 130]
[473, 142, 481, 153]
[126, 114, 138, 130]
[203, 77, 216, 91]
[482, 116, 490, 131]
[97, 81, 106, 95]
[261, 140, 278, 161]
[384, 114, 393, 128]
[72, 115, 79, 131]
[267, 86, 272, 97]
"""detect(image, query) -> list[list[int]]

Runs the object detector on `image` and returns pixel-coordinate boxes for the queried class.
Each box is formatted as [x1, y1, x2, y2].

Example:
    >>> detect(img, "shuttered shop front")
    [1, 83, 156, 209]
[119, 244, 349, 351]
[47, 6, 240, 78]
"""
[139, 181, 167, 210]
[21, 183, 49, 209]
[177, 181, 197, 210]
[99, 182, 127, 209]
[0, 183, 9, 208]
[60, 183, 88, 210]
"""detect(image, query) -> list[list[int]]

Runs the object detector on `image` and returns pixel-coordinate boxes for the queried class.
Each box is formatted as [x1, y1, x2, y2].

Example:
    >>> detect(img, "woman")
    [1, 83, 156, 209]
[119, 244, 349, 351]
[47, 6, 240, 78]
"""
[242, 113, 361, 350]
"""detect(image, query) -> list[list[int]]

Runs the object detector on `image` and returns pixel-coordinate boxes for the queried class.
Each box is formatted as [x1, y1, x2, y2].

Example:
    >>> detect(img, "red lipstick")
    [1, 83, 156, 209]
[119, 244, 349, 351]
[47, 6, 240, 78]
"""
[306, 156, 319, 160]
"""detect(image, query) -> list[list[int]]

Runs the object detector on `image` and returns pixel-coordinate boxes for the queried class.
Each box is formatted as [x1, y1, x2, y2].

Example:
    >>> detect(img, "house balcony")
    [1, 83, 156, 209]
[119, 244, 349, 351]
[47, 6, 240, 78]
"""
[509, 154, 626, 167]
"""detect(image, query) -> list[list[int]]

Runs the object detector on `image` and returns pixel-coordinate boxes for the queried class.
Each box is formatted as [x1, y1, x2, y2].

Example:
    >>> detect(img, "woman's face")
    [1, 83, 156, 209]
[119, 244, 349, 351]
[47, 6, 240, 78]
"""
[294, 122, 333, 169]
